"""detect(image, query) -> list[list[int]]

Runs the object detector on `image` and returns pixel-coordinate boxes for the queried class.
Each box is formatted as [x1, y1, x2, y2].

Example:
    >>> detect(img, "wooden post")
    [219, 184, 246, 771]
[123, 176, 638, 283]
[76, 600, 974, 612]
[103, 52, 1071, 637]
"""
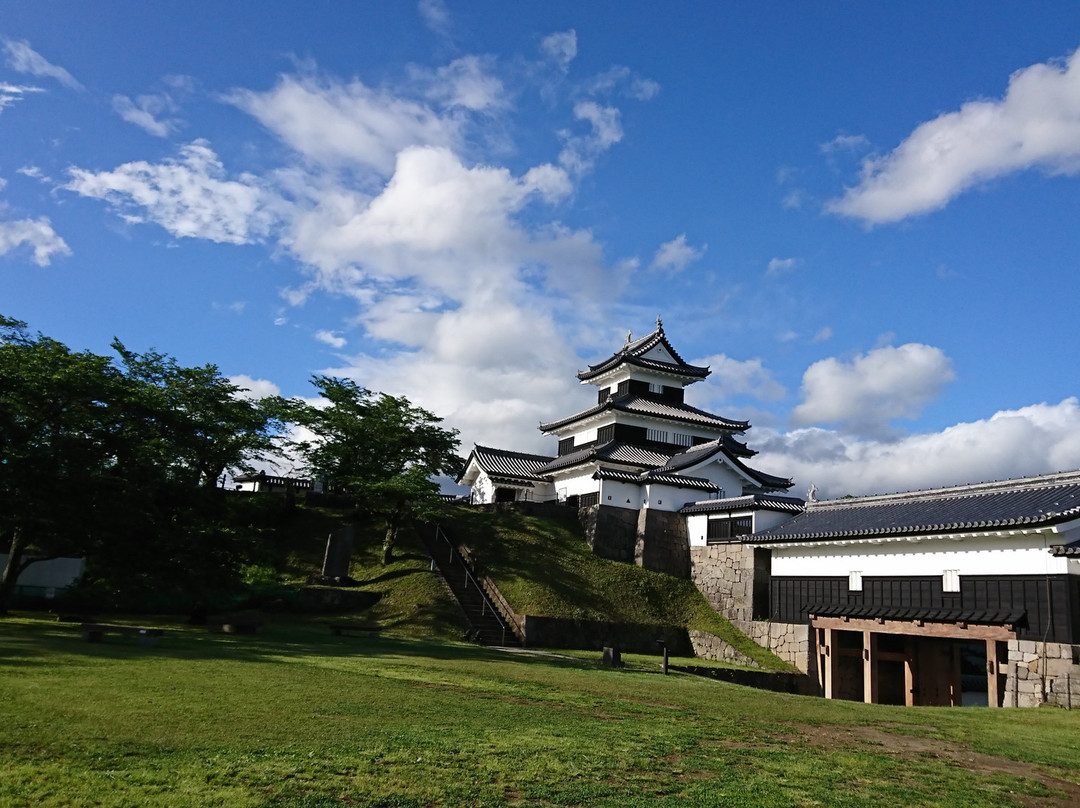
[904, 636, 916, 707]
[986, 639, 1000, 709]
[863, 630, 879, 704]
[822, 628, 834, 700]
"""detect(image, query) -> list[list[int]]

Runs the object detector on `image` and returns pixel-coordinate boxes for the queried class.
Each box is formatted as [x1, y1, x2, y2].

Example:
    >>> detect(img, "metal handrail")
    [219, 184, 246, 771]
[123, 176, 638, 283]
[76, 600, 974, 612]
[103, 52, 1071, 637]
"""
[432, 525, 519, 646]
[457, 543, 526, 639]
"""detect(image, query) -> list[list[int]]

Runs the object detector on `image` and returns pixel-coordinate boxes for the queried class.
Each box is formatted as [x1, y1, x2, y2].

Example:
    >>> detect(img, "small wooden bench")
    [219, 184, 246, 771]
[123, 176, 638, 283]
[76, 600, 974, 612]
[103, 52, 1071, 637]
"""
[81, 623, 164, 647]
[327, 621, 381, 637]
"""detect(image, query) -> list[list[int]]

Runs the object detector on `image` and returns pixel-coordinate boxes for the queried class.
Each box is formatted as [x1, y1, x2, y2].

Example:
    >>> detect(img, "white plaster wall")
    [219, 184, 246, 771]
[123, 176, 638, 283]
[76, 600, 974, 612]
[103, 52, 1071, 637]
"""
[642, 483, 700, 512]
[0, 555, 84, 588]
[551, 469, 602, 501]
[687, 513, 709, 546]
[754, 509, 796, 533]
[685, 461, 748, 497]
[771, 532, 1073, 578]
[599, 479, 643, 509]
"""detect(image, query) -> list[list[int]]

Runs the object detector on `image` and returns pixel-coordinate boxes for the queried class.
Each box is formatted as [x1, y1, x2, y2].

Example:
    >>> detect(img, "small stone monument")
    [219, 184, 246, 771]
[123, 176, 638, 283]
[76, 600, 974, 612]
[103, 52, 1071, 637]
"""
[321, 525, 355, 580]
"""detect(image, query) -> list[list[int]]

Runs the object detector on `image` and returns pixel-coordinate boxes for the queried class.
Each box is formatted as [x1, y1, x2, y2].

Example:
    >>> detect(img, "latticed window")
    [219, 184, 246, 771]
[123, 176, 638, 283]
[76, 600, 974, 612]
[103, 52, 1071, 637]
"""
[673, 432, 694, 447]
[706, 516, 753, 543]
[646, 428, 669, 443]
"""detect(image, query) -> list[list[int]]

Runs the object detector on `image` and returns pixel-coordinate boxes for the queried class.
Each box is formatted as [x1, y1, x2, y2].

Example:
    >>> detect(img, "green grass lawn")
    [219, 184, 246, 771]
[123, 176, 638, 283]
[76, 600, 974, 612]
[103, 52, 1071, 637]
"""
[3, 615, 1080, 807]
[439, 507, 787, 668]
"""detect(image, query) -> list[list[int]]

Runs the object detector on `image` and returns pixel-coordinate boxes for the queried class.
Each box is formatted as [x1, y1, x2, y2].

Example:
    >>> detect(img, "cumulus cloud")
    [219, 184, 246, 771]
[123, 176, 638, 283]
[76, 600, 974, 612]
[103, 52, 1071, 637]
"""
[112, 93, 178, 137]
[0, 217, 70, 265]
[558, 101, 622, 174]
[2, 38, 82, 90]
[229, 374, 281, 400]
[418, 0, 451, 36]
[0, 81, 43, 113]
[649, 234, 705, 274]
[791, 343, 955, 435]
[689, 354, 786, 404]
[64, 140, 275, 244]
[766, 256, 799, 276]
[756, 398, 1080, 498]
[415, 55, 505, 112]
[828, 46, 1080, 224]
[315, 329, 347, 349]
[541, 30, 577, 72]
[229, 74, 460, 174]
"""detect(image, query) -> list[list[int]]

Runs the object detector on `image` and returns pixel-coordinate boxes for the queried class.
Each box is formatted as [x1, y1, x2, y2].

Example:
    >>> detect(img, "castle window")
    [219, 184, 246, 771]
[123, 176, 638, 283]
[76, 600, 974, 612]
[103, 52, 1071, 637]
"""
[942, 569, 960, 593]
[706, 516, 752, 543]
[673, 432, 694, 447]
[848, 571, 863, 592]
[646, 428, 669, 443]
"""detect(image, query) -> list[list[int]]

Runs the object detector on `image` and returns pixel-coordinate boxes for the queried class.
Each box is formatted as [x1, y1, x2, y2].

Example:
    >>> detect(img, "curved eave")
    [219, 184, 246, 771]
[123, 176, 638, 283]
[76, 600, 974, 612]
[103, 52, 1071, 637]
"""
[577, 355, 710, 383]
[747, 519, 1064, 545]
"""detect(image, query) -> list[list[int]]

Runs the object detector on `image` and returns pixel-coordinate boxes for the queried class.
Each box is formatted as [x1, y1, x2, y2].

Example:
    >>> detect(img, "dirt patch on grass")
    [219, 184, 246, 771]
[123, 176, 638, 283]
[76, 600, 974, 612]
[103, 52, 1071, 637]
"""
[792, 722, 1080, 806]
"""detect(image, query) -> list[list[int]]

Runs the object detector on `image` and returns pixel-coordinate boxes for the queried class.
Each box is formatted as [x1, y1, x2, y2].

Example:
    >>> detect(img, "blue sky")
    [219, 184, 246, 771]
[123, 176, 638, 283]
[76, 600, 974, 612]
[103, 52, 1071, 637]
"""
[3, 2, 1080, 497]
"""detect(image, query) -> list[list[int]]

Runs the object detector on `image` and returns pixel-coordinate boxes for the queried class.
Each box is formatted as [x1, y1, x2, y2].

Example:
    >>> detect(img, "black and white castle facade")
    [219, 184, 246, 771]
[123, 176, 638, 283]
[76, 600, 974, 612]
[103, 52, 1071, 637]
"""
[460, 319, 1080, 709]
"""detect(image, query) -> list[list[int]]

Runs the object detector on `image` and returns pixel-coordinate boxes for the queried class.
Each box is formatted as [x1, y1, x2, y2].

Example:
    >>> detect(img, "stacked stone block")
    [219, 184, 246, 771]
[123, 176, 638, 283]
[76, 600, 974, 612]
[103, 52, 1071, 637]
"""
[1005, 640, 1080, 709]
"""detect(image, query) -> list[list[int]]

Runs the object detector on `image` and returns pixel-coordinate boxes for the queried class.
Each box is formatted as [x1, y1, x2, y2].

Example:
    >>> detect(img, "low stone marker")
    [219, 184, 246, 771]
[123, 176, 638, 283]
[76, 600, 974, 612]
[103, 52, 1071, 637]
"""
[602, 646, 622, 667]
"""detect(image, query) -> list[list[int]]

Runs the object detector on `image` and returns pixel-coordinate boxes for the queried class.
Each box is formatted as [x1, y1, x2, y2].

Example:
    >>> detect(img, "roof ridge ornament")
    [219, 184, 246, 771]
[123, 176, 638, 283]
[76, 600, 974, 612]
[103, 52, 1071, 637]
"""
[656, 314, 663, 333]
[625, 329, 632, 347]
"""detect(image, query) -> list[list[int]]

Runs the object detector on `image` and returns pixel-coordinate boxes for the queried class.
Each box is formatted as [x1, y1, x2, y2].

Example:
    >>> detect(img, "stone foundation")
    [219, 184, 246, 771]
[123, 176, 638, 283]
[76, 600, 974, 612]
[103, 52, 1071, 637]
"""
[580, 504, 637, 563]
[688, 629, 759, 667]
[747, 620, 816, 676]
[636, 509, 689, 577]
[1005, 640, 1080, 709]
[689, 543, 757, 629]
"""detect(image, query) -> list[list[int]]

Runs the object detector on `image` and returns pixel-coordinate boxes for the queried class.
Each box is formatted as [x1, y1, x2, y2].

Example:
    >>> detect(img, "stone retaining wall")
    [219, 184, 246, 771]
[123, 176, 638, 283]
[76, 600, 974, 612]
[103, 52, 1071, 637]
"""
[1005, 639, 1080, 709]
[522, 615, 692, 655]
[689, 543, 756, 629]
[688, 629, 759, 668]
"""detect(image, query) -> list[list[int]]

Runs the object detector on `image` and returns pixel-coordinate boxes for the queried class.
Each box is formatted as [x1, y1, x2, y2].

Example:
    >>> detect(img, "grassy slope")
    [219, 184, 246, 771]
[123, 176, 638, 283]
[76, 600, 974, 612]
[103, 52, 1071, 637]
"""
[439, 506, 789, 670]
[252, 502, 468, 642]
[2, 616, 1079, 808]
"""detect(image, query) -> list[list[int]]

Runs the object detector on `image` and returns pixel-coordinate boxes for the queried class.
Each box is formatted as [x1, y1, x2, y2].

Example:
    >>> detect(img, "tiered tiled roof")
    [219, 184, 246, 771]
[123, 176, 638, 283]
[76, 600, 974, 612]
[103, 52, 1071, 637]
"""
[654, 439, 793, 491]
[679, 493, 806, 515]
[748, 470, 1080, 544]
[594, 466, 719, 492]
[539, 395, 749, 434]
[537, 441, 674, 475]
[458, 444, 554, 488]
[577, 320, 710, 382]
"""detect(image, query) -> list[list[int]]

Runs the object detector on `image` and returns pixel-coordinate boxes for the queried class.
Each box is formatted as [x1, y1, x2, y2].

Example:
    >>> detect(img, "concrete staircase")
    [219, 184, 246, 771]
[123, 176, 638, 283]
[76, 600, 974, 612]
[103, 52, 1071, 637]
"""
[421, 524, 521, 647]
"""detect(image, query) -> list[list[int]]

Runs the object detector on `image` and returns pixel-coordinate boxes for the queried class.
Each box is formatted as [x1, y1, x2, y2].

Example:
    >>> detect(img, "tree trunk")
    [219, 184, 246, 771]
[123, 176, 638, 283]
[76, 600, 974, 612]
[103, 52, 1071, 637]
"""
[381, 501, 405, 566]
[0, 526, 30, 615]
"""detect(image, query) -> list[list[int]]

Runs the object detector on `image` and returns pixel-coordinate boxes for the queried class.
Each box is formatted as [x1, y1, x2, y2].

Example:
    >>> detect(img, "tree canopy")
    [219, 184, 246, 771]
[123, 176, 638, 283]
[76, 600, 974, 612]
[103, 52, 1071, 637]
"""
[0, 316, 284, 612]
[289, 376, 462, 564]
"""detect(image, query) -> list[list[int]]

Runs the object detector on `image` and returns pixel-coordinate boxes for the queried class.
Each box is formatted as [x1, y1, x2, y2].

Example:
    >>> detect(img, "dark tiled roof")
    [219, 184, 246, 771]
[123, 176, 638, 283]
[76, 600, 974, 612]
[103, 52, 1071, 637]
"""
[537, 441, 674, 474]
[653, 439, 793, 492]
[1051, 540, 1080, 557]
[577, 323, 710, 382]
[458, 444, 554, 485]
[680, 494, 806, 515]
[749, 470, 1080, 544]
[594, 466, 719, 492]
[806, 602, 1026, 628]
[539, 394, 748, 433]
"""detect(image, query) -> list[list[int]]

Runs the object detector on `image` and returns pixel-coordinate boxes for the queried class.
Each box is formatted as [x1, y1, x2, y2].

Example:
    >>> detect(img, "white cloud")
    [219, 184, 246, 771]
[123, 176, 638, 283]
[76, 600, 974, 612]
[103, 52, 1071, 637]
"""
[689, 354, 786, 405]
[828, 46, 1080, 224]
[112, 94, 178, 137]
[766, 256, 799, 276]
[0, 217, 70, 266]
[757, 398, 1080, 499]
[541, 30, 577, 72]
[559, 101, 622, 174]
[820, 133, 870, 154]
[65, 140, 275, 244]
[410, 55, 505, 112]
[229, 74, 460, 175]
[3, 39, 82, 90]
[0, 81, 43, 113]
[650, 234, 705, 274]
[229, 374, 281, 400]
[791, 343, 955, 435]
[812, 326, 833, 343]
[418, 0, 451, 36]
[315, 329, 346, 349]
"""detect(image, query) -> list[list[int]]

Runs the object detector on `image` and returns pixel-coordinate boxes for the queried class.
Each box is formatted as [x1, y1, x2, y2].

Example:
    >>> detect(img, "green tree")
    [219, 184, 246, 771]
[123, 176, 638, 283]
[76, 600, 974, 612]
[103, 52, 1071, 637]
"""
[290, 376, 461, 564]
[0, 317, 123, 611]
[0, 316, 286, 613]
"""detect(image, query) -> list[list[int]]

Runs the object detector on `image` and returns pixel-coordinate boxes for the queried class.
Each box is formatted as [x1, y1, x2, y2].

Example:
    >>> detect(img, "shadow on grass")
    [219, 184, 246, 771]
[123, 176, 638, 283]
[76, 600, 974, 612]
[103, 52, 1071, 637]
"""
[0, 615, 595, 672]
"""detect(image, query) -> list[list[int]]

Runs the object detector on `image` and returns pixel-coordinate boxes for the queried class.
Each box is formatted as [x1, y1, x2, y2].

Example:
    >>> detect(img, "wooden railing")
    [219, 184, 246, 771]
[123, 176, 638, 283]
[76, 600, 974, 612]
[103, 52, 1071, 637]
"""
[431, 525, 524, 646]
